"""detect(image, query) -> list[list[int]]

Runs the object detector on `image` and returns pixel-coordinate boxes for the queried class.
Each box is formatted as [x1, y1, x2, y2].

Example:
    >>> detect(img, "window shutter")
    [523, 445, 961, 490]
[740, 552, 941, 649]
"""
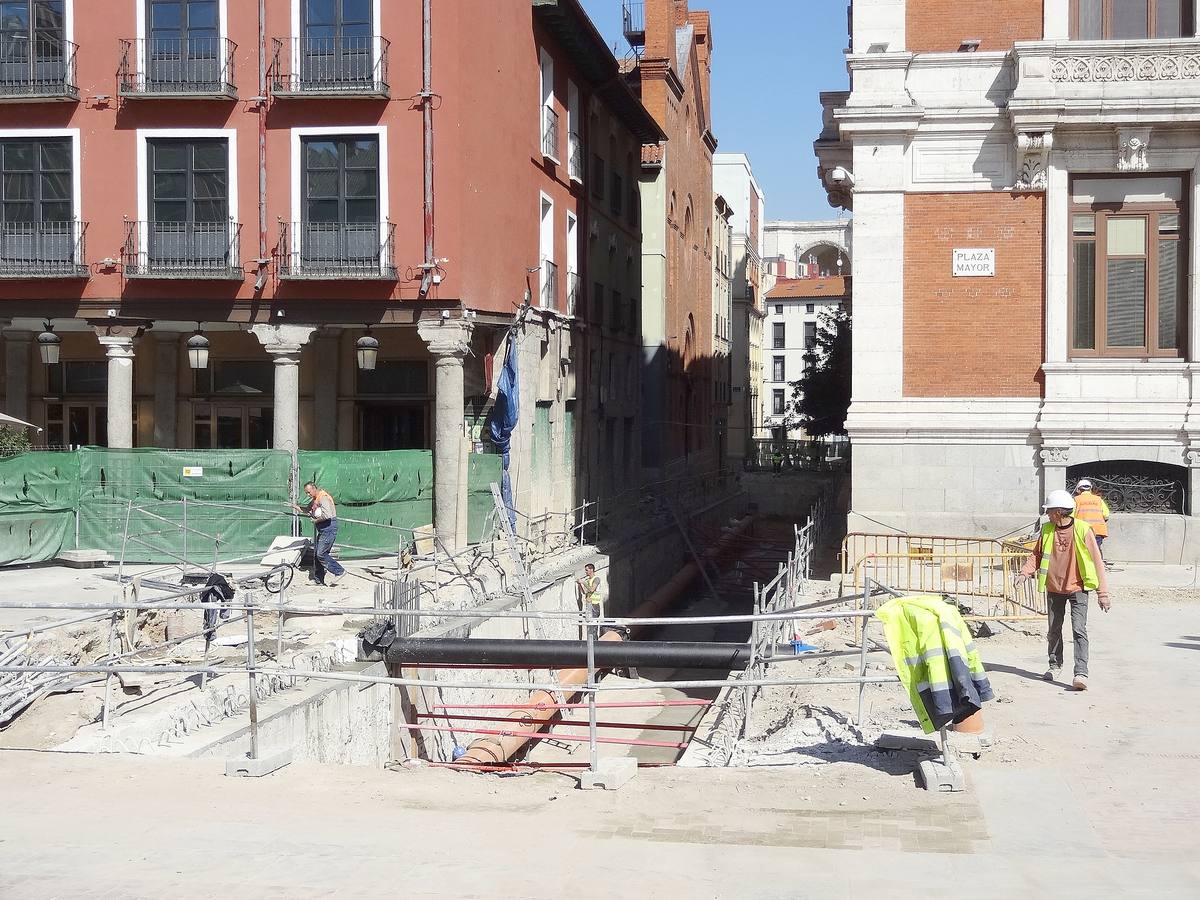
[1106, 258, 1146, 348]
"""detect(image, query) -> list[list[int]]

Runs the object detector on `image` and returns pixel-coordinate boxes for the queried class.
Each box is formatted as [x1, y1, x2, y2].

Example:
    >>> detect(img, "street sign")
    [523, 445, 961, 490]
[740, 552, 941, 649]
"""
[952, 248, 995, 277]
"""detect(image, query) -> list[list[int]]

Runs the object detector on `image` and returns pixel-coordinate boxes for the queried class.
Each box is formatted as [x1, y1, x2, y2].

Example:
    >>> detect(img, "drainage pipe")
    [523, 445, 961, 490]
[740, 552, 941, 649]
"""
[387, 638, 754, 670]
[448, 631, 622, 765]
[418, 0, 436, 297]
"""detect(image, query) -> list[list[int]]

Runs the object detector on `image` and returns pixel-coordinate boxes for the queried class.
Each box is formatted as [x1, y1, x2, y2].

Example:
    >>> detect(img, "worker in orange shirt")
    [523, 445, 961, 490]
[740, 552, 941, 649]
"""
[1073, 479, 1111, 559]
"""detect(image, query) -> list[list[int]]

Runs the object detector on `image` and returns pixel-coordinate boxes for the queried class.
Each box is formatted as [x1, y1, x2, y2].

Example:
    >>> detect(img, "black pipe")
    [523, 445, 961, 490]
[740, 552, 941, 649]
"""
[380, 638, 757, 670]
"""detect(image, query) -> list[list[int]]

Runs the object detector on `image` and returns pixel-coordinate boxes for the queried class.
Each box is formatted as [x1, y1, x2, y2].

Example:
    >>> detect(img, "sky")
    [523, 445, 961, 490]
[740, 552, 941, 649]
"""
[579, 0, 850, 223]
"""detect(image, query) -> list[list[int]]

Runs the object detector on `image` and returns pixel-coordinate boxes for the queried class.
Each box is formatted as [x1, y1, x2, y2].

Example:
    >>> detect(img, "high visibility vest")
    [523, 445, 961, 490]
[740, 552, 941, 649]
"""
[1037, 519, 1098, 593]
[580, 575, 601, 607]
[1074, 491, 1109, 537]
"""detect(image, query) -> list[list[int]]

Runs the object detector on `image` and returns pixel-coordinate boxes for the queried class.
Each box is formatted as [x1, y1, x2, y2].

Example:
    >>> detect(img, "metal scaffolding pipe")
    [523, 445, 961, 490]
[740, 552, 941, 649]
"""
[386, 638, 756, 670]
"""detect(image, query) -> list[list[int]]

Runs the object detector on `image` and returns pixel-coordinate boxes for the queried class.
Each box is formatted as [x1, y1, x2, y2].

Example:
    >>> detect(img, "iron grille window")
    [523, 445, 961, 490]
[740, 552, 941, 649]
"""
[302, 0, 371, 86]
[1071, 0, 1191, 39]
[146, 0, 221, 90]
[1070, 187, 1185, 357]
[0, 0, 68, 92]
[302, 135, 380, 265]
[0, 137, 78, 270]
[773, 356, 785, 382]
[1067, 461, 1186, 513]
[773, 322, 785, 349]
[147, 138, 230, 271]
[772, 389, 785, 415]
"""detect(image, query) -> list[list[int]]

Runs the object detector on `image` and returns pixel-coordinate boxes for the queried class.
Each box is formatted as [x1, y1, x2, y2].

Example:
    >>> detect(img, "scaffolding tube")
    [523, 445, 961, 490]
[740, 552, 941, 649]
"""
[384, 637, 764, 669]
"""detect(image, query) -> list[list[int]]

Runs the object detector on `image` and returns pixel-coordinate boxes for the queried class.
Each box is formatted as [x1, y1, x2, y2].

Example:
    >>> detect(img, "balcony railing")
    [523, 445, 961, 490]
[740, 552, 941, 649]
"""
[568, 131, 583, 181]
[278, 221, 397, 280]
[542, 106, 560, 161]
[0, 39, 78, 100]
[270, 36, 389, 98]
[0, 220, 87, 278]
[540, 259, 558, 309]
[118, 38, 237, 98]
[622, 1, 646, 47]
[122, 219, 243, 279]
[567, 270, 580, 317]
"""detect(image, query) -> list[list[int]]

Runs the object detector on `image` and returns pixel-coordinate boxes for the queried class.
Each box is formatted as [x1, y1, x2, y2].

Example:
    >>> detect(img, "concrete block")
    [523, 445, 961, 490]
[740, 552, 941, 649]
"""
[56, 549, 111, 568]
[225, 749, 292, 778]
[918, 756, 966, 793]
[578, 757, 638, 791]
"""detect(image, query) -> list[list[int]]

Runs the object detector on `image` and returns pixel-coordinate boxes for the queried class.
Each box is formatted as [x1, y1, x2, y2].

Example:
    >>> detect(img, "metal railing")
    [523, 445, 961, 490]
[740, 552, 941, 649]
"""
[278, 220, 397, 280]
[118, 37, 237, 97]
[540, 259, 558, 308]
[568, 131, 583, 180]
[567, 270, 580, 317]
[122, 219, 242, 279]
[747, 437, 850, 472]
[0, 220, 87, 278]
[622, 0, 646, 44]
[269, 36, 389, 97]
[541, 106, 560, 160]
[0, 38, 78, 99]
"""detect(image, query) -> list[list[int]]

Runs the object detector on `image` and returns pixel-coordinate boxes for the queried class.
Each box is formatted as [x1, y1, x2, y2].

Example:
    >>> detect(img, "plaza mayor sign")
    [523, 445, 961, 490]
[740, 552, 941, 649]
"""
[952, 248, 995, 277]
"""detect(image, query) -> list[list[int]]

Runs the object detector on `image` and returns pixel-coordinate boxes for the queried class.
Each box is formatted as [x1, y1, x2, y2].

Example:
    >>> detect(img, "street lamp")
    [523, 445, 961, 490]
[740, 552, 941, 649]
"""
[187, 329, 210, 370]
[36, 321, 61, 365]
[356, 327, 379, 371]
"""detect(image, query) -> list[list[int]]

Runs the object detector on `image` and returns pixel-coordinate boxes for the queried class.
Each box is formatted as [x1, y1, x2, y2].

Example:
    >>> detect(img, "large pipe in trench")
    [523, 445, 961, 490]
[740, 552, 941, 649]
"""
[450, 631, 624, 765]
[389, 638, 755, 670]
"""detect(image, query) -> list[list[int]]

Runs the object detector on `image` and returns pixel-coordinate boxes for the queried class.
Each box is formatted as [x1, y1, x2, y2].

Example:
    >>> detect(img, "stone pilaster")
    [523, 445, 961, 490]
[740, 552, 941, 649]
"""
[153, 332, 180, 448]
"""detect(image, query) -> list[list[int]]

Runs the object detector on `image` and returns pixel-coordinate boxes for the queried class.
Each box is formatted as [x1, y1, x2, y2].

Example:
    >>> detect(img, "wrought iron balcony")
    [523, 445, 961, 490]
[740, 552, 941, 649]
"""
[542, 106, 560, 161]
[278, 221, 397, 280]
[568, 131, 583, 181]
[0, 39, 78, 101]
[0, 220, 87, 278]
[540, 259, 558, 309]
[118, 38, 237, 98]
[270, 36, 390, 98]
[622, 1, 646, 47]
[122, 219, 243, 280]
[567, 270, 580, 317]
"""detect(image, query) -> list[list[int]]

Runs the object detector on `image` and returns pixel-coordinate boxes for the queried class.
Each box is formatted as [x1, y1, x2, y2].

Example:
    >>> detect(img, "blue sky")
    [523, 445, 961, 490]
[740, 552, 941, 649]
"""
[579, 0, 850, 222]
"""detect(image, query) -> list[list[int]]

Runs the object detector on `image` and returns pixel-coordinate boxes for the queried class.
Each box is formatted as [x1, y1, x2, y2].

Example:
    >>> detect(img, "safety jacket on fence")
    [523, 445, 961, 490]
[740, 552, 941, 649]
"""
[1074, 490, 1110, 537]
[875, 594, 994, 734]
[1037, 518, 1098, 593]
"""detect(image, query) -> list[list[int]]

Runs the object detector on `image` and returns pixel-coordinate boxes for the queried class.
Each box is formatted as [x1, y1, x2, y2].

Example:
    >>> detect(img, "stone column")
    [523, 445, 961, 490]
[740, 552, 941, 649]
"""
[312, 331, 339, 450]
[153, 332, 180, 448]
[1039, 445, 1069, 500]
[3, 327, 31, 422]
[251, 324, 316, 452]
[418, 318, 474, 550]
[96, 331, 138, 449]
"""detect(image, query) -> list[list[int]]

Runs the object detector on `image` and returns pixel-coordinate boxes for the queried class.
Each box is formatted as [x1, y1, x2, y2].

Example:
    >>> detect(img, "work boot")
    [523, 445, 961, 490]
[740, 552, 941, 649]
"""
[1043, 667, 1061, 682]
[1072, 674, 1089, 691]
[326, 573, 342, 587]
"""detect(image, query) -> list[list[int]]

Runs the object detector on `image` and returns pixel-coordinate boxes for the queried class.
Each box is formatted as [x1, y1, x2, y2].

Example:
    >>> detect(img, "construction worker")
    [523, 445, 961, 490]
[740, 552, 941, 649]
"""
[576, 563, 602, 622]
[1017, 489, 1111, 691]
[292, 481, 345, 587]
[1073, 479, 1111, 557]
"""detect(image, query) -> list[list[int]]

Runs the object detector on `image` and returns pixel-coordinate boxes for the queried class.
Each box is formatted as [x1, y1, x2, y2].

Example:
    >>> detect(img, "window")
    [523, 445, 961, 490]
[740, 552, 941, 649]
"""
[591, 153, 605, 200]
[47, 360, 106, 395]
[806, 303, 814, 314]
[804, 322, 817, 350]
[772, 389, 785, 415]
[772, 322, 785, 349]
[147, 138, 229, 268]
[0, 137, 75, 267]
[772, 356, 785, 382]
[302, 134, 379, 264]
[539, 48, 558, 161]
[194, 360, 273, 396]
[566, 211, 579, 316]
[1071, 0, 1189, 39]
[539, 193, 554, 308]
[146, 0, 222, 89]
[1070, 178, 1185, 357]
[193, 403, 273, 449]
[566, 80, 582, 182]
[592, 281, 604, 325]
[610, 289, 623, 332]
[0, 1, 67, 91]
[301, 0, 373, 85]
[629, 296, 639, 334]
[46, 361, 110, 447]
[610, 171, 622, 217]
[774, 304, 783, 315]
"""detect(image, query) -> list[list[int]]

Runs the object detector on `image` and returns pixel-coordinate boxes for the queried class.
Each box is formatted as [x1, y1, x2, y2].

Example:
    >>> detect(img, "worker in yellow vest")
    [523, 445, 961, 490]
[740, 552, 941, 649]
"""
[1073, 479, 1111, 557]
[1017, 490, 1110, 691]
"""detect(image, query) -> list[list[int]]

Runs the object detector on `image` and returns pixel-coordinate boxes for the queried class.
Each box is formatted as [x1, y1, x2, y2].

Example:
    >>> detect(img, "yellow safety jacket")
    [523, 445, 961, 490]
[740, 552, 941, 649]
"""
[1037, 518, 1098, 593]
[875, 594, 994, 735]
[1074, 491, 1110, 537]
[580, 575, 601, 608]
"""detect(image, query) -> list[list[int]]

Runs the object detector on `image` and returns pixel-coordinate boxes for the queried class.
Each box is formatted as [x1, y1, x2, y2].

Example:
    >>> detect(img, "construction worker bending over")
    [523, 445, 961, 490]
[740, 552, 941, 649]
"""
[576, 563, 603, 623]
[292, 481, 345, 587]
[1073, 479, 1111, 558]
[1018, 489, 1111, 691]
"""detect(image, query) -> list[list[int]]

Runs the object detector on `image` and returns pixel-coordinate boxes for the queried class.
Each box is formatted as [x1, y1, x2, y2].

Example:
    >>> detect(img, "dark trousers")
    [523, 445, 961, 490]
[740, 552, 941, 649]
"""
[1047, 591, 1089, 677]
[313, 519, 345, 583]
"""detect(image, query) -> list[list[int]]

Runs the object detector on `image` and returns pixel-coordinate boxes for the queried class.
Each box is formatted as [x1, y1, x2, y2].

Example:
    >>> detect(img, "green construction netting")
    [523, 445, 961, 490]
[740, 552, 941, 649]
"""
[0, 447, 504, 565]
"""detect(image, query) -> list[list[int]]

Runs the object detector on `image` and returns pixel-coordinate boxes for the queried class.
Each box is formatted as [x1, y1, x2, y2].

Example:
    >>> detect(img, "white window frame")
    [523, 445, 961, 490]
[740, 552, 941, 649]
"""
[136, 127, 238, 259]
[0, 127, 82, 224]
[565, 210, 578, 315]
[540, 47, 558, 164]
[567, 79, 581, 183]
[288, 0, 384, 80]
[134, 0, 231, 83]
[289, 124, 389, 275]
[539, 191, 554, 309]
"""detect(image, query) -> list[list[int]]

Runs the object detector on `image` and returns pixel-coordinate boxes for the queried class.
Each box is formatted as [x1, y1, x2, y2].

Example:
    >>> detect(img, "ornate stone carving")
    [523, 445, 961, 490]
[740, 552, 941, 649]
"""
[417, 318, 474, 359]
[1186, 448, 1200, 468]
[1040, 446, 1069, 466]
[1118, 129, 1151, 172]
[1014, 132, 1052, 192]
[1051, 53, 1200, 83]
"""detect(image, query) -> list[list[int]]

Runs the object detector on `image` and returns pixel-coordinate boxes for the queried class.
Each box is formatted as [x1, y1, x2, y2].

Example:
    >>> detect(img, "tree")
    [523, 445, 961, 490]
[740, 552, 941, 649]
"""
[0, 425, 31, 454]
[787, 307, 851, 437]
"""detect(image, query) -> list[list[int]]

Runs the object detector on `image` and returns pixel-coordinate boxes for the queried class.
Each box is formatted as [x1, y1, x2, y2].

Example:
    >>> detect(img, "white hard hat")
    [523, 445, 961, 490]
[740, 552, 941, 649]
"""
[1043, 489, 1076, 512]
[1075, 479, 1092, 492]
